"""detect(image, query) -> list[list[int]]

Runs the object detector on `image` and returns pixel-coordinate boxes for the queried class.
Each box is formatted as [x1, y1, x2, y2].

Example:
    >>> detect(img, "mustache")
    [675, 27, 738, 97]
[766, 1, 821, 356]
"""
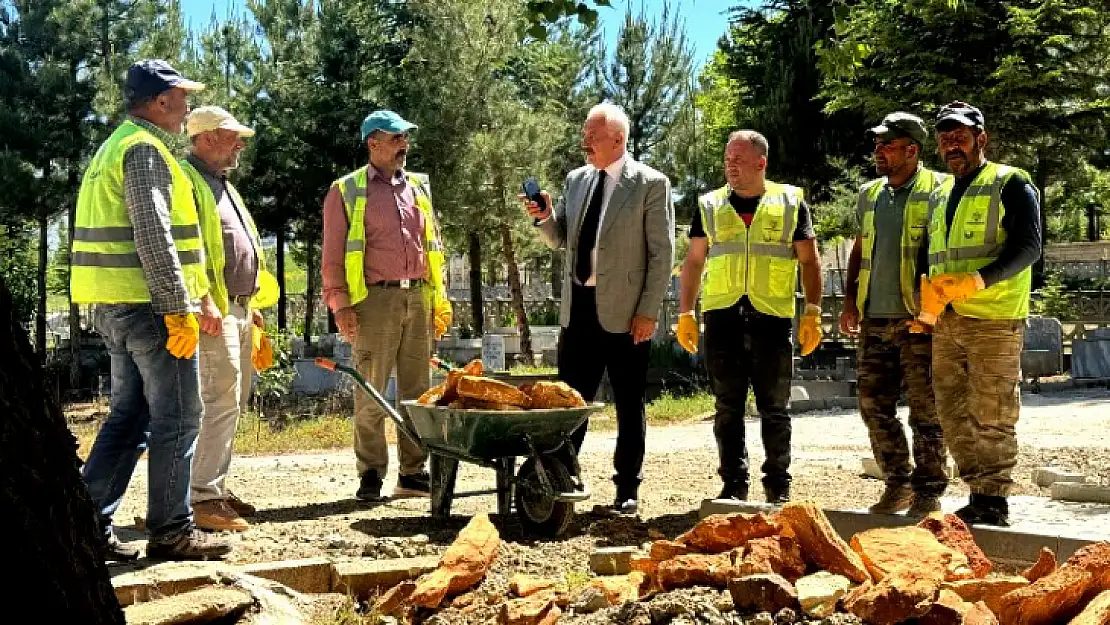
[945, 149, 968, 160]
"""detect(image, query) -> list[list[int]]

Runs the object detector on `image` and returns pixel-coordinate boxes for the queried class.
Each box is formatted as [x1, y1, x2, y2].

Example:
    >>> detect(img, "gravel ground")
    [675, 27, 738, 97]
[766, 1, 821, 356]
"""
[103, 388, 1110, 622]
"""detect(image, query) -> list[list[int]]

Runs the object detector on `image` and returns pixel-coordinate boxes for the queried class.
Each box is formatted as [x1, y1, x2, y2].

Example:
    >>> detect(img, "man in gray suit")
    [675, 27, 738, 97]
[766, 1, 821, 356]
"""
[521, 103, 675, 514]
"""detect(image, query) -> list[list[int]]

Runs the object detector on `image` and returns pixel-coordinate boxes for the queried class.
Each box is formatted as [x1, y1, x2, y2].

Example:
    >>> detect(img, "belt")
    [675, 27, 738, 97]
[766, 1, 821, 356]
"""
[230, 294, 253, 307]
[370, 278, 425, 289]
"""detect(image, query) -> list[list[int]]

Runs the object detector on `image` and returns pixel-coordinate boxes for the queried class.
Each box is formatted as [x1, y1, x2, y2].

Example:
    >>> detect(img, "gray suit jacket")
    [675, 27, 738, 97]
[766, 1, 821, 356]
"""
[536, 158, 675, 333]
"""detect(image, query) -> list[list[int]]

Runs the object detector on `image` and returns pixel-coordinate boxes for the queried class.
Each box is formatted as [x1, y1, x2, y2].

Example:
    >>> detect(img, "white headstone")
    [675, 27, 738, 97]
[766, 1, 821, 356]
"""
[482, 333, 505, 372]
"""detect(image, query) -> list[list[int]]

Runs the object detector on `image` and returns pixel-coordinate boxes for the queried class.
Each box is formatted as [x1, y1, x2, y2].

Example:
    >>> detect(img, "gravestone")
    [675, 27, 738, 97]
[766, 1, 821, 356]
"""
[1021, 316, 1063, 380]
[1072, 326, 1110, 379]
[482, 333, 506, 372]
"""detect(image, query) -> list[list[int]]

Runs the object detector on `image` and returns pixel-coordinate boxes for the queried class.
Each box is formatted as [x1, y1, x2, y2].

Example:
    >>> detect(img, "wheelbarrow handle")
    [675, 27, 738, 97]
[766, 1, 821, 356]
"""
[313, 357, 423, 449]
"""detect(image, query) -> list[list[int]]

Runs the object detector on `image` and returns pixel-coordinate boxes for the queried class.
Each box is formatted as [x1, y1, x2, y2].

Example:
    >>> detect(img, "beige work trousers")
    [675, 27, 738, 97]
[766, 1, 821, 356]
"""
[192, 301, 253, 503]
[932, 309, 1024, 497]
[352, 285, 431, 477]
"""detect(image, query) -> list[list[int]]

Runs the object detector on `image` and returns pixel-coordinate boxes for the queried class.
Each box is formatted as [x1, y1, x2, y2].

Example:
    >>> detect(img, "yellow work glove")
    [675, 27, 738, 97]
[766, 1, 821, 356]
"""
[915, 275, 948, 326]
[906, 319, 932, 334]
[164, 313, 200, 359]
[251, 325, 274, 371]
[433, 300, 452, 340]
[932, 272, 985, 303]
[676, 311, 699, 354]
[798, 304, 822, 356]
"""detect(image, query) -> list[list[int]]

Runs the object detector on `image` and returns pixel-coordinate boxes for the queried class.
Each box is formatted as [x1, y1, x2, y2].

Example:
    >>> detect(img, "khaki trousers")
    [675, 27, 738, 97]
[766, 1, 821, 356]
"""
[353, 285, 430, 477]
[192, 302, 252, 503]
[932, 310, 1024, 497]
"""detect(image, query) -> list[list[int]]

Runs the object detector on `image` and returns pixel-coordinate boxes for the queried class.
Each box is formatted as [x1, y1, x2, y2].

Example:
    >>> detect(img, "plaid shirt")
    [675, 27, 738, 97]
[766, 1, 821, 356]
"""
[122, 116, 196, 314]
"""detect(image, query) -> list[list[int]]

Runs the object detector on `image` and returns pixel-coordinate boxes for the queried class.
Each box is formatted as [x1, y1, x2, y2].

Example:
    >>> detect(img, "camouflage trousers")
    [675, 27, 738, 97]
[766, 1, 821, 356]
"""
[857, 318, 947, 496]
[933, 310, 1024, 497]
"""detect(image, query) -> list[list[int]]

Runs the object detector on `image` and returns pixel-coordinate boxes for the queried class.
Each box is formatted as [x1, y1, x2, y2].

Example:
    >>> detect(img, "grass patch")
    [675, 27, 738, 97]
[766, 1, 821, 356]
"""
[565, 568, 592, 593]
[506, 364, 558, 376]
[233, 410, 353, 455]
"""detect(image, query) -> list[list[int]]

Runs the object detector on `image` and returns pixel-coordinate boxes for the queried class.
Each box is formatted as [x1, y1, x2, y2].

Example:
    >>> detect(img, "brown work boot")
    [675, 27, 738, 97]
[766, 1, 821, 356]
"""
[146, 528, 232, 561]
[224, 491, 257, 517]
[869, 483, 914, 514]
[193, 500, 249, 532]
[906, 492, 943, 518]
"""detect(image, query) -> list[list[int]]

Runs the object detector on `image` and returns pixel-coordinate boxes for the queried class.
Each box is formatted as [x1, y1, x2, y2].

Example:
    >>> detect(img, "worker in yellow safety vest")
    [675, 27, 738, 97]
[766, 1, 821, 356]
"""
[72, 59, 230, 562]
[916, 102, 1043, 527]
[320, 110, 450, 503]
[179, 105, 278, 533]
[840, 112, 949, 518]
[676, 130, 825, 505]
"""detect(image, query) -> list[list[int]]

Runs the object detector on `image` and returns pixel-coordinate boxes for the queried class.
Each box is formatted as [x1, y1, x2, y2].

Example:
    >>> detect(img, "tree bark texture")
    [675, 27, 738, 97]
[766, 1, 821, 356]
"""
[276, 228, 287, 331]
[499, 222, 533, 363]
[468, 230, 484, 335]
[0, 274, 125, 622]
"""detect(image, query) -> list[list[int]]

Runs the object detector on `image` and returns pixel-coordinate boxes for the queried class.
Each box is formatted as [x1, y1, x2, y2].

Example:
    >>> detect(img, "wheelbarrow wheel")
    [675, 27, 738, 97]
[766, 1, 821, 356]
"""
[514, 456, 574, 537]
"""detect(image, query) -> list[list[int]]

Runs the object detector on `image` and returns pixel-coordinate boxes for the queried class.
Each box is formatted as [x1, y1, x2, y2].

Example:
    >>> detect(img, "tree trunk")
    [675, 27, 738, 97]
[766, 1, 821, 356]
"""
[1033, 152, 1049, 290]
[276, 227, 287, 331]
[468, 230, 484, 335]
[0, 274, 125, 622]
[499, 222, 533, 364]
[303, 239, 317, 347]
[550, 250, 563, 299]
[37, 208, 48, 359]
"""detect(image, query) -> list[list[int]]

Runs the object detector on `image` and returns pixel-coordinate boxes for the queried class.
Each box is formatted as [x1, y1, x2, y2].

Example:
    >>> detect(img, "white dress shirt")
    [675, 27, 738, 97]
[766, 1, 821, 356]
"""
[581, 153, 627, 286]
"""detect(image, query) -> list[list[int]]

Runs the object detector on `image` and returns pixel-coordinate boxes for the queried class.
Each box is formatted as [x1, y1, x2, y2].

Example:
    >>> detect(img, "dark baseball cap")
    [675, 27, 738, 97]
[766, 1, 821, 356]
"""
[124, 59, 205, 104]
[868, 112, 927, 146]
[936, 101, 985, 131]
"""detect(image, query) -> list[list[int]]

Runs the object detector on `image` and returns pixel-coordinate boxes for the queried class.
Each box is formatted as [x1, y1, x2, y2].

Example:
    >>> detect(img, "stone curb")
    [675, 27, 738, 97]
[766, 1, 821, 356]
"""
[112, 555, 438, 607]
[699, 499, 1100, 564]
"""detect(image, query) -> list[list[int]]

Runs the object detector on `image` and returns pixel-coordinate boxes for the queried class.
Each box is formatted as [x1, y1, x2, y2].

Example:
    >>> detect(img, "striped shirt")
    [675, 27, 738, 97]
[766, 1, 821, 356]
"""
[122, 116, 196, 314]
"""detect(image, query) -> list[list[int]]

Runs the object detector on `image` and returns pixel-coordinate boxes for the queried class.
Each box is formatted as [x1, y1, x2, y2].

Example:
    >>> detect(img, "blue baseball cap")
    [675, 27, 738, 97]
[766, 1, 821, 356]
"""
[360, 110, 417, 141]
[936, 101, 986, 131]
[124, 59, 205, 105]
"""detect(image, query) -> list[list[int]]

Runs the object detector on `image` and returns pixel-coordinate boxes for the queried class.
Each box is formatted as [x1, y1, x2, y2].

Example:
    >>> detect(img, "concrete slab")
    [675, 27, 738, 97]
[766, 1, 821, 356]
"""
[331, 555, 439, 600]
[589, 546, 637, 576]
[861, 458, 883, 480]
[699, 498, 1104, 564]
[112, 561, 223, 607]
[123, 586, 253, 625]
[1051, 482, 1110, 504]
[237, 556, 335, 594]
[1033, 467, 1087, 488]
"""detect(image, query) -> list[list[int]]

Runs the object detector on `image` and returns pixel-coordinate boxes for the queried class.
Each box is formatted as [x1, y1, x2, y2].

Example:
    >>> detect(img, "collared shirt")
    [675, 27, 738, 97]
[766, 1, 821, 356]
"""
[321, 165, 427, 312]
[186, 154, 259, 297]
[579, 153, 628, 286]
[861, 168, 921, 319]
[122, 116, 195, 314]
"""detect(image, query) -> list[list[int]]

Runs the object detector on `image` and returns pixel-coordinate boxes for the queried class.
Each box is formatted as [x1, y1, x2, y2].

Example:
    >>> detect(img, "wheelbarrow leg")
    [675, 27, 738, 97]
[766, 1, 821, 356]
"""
[496, 457, 516, 517]
[429, 453, 459, 519]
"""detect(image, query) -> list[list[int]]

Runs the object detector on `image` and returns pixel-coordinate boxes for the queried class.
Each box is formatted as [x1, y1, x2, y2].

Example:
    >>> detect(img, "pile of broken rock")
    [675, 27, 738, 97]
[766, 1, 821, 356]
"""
[375, 503, 1110, 625]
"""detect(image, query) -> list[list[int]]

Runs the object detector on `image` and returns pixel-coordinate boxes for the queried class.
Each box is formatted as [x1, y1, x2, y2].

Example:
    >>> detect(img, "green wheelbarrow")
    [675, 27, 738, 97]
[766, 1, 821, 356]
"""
[315, 358, 606, 536]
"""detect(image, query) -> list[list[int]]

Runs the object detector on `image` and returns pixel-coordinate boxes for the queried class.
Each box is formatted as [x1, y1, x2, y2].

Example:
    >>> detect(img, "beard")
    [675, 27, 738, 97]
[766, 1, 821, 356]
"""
[945, 144, 981, 176]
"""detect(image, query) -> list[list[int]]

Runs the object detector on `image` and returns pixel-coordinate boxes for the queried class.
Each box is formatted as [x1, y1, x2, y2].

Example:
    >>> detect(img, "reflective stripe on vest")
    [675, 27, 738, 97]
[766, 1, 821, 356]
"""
[71, 120, 208, 304]
[333, 167, 447, 307]
[180, 159, 268, 316]
[856, 169, 947, 315]
[698, 181, 801, 317]
[927, 161, 1033, 319]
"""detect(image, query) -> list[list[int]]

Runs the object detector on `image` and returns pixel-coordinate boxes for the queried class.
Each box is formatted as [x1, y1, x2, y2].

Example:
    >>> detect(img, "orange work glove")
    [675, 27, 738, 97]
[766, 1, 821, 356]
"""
[915, 275, 948, 326]
[676, 311, 699, 354]
[433, 300, 452, 340]
[251, 325, 274, 371]
[798, 304, 822, 356]
[164, 313, 200, 359]
[906, 319, 932, 334]
[932, 272, 985, 303]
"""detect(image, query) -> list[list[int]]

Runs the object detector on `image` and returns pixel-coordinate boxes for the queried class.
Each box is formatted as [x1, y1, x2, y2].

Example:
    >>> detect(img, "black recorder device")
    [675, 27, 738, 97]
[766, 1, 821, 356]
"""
[521, 176, 547, 212]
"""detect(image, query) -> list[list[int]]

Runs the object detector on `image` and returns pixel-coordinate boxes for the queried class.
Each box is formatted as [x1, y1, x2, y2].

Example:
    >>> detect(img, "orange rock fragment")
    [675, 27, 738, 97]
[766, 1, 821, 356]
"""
[918, 514, 993, 578]
[1021, 548, 1057, 583]
[1064, 542, 1110, 594]
[650, 539, 697, 561]
[677, 512, 781, 554]
[585, 572, 646, 606]
[996, 566, 1093, 625]
[1070, 589, 1110, 625]
[509, 574, 563, 598]
[942, 577, 1029, 616]
[843, 563, 945, 625]
[735, 534, 807, 582]
[657, 552, 735, 590]
[851, 526, 974, 582]
[410, 514, 501, 608]
[499, 594, 562, 625]
[376, 581, 416, 616]
[778, 502, 871, 583]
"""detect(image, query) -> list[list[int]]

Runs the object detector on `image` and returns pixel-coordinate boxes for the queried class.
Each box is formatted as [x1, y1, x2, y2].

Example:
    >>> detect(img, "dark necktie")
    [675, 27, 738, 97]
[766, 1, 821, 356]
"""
[575, 170, 607, 284]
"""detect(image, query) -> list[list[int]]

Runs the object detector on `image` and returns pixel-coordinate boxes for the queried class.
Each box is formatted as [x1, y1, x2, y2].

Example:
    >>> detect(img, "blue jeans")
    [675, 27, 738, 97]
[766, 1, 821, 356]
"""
[82, 304, 202, 541]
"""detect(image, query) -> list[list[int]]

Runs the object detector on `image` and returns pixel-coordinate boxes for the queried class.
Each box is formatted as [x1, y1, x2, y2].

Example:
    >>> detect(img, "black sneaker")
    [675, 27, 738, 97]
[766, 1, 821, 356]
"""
[146, 528, 231, 561]
[393, 471, 431, 499]
[357, 470, 387, 503]
[103, 531, 140, 562]
[955, 494, 1009, 527]
[612, 497, 639, 515]
[718, 482, 749, 501]
[765, 483, 791, 504]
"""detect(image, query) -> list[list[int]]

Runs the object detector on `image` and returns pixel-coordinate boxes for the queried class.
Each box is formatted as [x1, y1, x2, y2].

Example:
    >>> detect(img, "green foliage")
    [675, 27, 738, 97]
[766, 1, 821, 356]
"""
[0, 225, 38, 326]
[1031, 272, 1077, 321]
[524, 0, 612, 39]
[811, 157, 866, 242]
[252, 330, 298, 418]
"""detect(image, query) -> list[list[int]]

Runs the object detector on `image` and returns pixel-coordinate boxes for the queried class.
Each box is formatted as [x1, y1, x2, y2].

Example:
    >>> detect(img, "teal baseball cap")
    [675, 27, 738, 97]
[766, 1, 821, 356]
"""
[360, 110, 417, 141]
